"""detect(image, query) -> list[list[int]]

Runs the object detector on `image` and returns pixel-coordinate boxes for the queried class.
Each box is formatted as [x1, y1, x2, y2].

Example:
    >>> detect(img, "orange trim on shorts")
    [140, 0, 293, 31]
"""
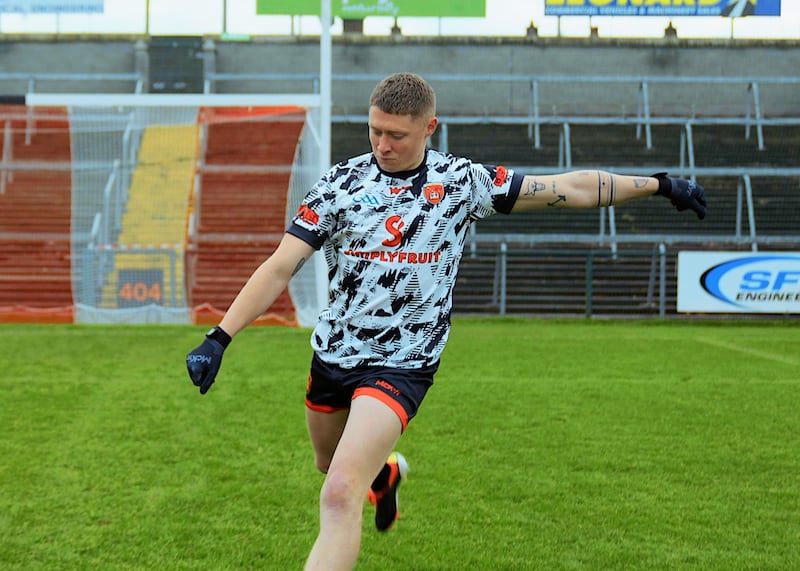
[304, 399, 349, 414]
[353, 386, 409, 431]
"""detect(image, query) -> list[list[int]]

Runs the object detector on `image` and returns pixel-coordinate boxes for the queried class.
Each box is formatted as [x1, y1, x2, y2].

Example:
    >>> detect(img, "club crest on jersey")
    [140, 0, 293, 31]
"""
[493, 165, 508, 187]
[296, 204, 319, 225]
[423, 184, 444, 205]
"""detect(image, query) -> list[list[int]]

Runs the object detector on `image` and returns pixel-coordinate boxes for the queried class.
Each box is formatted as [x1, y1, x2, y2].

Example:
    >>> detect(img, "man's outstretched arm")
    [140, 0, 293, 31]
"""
[216, 233, 316, 337]
[511, 170, 706, 219]
[186, 233, 315, 394]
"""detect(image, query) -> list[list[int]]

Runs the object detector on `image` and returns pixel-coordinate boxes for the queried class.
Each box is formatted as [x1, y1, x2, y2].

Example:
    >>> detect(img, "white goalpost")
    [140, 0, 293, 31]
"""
[12, 1, 335, 326]
[24, 92, 330, 326]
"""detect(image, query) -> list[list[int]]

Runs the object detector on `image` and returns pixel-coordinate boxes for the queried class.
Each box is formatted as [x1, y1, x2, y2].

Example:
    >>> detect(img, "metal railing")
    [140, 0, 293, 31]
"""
[0, 72, 145, 95]
[204, 72, 800, 142]
[336, 113, 800, 253]
[2, 70, 798, 319]
[458, 245, 676, 318]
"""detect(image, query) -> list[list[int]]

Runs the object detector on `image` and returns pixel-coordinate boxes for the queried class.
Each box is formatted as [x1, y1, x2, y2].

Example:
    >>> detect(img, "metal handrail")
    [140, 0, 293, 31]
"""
[0, 72, 143, 93]
[467, 234, 800, 245]
[205, 71, 800, 86]
[468, 245, 675, 318]
[334, 114, 800, 126]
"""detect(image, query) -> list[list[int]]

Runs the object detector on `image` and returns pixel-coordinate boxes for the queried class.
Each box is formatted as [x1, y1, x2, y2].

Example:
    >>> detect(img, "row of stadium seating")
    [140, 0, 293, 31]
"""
[186, 109, 305, 324]
[0, 106, 73, 320]
[1, 107, 798, 320]
[0, 105, 306, 322]
[331, 120, 799, 316]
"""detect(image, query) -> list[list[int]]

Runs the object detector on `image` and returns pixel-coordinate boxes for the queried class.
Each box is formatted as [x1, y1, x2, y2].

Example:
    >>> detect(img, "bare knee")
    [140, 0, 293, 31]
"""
[319, 470, 362, 517]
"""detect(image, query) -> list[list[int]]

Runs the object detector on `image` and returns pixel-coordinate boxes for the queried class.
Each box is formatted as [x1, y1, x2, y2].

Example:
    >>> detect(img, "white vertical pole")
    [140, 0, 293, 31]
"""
[320, 0, 332, 174]
[314, 0, 333, 318]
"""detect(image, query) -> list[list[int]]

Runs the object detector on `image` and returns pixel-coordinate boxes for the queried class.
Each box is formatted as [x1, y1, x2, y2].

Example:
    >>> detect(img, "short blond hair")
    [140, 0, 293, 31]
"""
[369, 73, 436, 119]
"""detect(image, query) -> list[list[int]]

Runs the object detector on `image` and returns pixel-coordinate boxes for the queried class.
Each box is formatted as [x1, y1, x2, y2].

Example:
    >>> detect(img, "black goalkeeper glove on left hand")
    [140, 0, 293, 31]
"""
[186, 326, 231, 395]
[653, 172, 707, 220]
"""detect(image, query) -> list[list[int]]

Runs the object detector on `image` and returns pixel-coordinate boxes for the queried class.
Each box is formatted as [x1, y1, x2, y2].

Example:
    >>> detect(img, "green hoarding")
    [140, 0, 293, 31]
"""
[256, 0, 485, 18]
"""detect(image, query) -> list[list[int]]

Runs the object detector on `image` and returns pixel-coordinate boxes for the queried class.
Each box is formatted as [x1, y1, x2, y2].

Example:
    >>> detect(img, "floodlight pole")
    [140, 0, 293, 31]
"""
[314, 0, 333, 317]
[320, 0, 332, 174]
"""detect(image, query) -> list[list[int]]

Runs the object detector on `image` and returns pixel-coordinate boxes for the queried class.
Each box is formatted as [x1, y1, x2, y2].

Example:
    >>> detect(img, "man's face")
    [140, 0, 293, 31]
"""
[368, 106, 438, 173]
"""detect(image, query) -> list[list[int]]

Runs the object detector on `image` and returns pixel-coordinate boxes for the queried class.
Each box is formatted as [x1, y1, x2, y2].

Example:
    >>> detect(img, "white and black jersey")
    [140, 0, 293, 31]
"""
[288, 149, 523, 369]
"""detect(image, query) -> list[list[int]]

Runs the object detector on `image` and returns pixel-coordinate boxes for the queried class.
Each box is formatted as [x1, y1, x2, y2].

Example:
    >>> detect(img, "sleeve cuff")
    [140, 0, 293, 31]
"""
[492, 172, 524, 215]
[287, 224, 324, 250]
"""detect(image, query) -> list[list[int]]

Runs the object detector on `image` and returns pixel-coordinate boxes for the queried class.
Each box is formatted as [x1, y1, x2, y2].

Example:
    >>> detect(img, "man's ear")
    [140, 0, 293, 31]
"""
[425, 116, 438, 137]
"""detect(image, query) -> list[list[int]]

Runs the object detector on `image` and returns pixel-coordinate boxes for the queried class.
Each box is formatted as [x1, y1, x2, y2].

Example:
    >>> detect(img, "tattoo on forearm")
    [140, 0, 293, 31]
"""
[596, 171, 616, 207]
[609, 174, 615, 207]
[524, 178, 546, 197]
[547, 179, 566, 207]
[292, 257, 306, 276]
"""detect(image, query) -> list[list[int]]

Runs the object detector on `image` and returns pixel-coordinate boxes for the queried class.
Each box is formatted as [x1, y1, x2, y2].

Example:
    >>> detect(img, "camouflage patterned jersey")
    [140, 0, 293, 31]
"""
[288, 149, 523, 369]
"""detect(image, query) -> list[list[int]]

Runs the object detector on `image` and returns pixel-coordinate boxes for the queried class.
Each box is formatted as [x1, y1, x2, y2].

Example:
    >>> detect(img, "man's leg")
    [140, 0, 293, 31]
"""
[304, 395, 403, 571]
[306, 407, 349, 473]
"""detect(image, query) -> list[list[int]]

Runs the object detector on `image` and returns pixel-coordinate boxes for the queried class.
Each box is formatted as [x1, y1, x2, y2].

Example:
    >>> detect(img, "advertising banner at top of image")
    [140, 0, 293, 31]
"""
[256, 0, 485, 18]
[545, 0, 780, 17]
[0, 0, 102, 12]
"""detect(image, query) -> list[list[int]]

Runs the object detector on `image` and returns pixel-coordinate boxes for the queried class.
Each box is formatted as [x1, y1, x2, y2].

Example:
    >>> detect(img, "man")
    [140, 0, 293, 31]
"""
[187, 72, 706, 570]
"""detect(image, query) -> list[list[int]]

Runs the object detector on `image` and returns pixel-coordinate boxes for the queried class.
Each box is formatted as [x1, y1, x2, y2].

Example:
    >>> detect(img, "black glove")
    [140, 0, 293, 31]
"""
[653, 172, 707, 220]
[186, 326, 231, 395]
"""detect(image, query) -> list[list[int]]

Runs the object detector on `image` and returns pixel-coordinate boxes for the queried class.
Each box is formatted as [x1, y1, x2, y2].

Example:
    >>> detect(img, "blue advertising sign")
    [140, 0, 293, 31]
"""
[545, 0, 781, 17]
[678, 252, 800, 314]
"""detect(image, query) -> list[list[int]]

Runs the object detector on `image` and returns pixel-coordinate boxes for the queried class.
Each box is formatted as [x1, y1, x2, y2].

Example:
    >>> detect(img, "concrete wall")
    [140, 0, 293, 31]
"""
[2, 34, 798, 117]
[0, 37, 143, 94]
[211, 37, 800, 117]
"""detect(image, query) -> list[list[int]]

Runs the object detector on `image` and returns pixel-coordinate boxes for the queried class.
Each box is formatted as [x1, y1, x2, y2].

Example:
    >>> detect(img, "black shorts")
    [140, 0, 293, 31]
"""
[305, 353, 437, 432]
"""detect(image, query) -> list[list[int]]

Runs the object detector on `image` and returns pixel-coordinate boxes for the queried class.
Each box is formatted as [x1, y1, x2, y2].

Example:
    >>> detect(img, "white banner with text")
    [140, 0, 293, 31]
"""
[0, 1, 102, 13]
[678, 251, 800, 314]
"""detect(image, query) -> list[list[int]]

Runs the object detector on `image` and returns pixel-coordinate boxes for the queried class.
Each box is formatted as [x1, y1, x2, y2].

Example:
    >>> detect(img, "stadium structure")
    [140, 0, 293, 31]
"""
[1, 29, 798, 324]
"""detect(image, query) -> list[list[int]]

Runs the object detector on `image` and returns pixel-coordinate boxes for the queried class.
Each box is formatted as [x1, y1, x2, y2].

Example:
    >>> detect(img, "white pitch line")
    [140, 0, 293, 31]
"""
[696, 336, 799, 366]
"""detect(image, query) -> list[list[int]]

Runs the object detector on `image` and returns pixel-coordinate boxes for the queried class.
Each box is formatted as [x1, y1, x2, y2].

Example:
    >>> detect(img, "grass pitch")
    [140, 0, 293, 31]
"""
[1, 318, 799, 570]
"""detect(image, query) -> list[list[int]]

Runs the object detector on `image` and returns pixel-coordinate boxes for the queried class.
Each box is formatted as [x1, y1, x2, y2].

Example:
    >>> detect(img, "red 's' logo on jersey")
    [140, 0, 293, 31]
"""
[424, 184, 444, 205]
[297, 204, 319, 225]
[494, 166, 508, 187]
[382, 215, 405, 247]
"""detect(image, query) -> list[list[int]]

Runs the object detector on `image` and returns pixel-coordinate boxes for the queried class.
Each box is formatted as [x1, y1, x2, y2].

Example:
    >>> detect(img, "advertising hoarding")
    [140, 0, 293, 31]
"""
[678, 251, 800, 314]
[544, 0, 781, 17]
[256, 0, 485, 17]
[0, 1, 103, 12]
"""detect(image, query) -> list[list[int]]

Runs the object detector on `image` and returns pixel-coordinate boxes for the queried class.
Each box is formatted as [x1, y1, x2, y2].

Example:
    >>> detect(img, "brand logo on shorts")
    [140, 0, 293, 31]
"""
[376, 379, 401, 396]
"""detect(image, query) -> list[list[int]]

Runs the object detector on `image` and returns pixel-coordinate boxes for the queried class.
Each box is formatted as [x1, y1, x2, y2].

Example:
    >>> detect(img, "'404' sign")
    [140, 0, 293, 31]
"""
[117, 269, 163, 308]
